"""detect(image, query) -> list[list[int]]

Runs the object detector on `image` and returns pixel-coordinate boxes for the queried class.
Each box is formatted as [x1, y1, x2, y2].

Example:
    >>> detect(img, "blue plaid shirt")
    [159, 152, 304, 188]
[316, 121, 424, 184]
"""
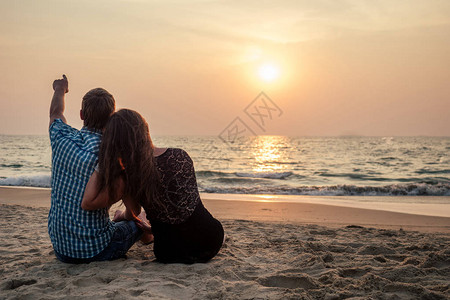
[49, 119, 114, 258]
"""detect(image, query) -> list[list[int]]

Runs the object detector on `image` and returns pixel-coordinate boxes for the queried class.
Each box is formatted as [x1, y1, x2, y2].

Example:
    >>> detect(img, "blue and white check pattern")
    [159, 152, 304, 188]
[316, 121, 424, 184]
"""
[49, 119, 114, 258]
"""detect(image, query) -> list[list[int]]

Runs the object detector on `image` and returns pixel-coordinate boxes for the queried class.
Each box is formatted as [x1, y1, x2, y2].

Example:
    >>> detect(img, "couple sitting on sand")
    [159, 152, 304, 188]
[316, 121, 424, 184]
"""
[48, 75, 224, 264]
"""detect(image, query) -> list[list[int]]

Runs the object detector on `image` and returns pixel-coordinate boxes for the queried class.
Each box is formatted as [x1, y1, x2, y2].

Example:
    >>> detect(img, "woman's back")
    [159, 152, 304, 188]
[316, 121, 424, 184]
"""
[145, 148, 201, 224]
[144, 148, 224, 263]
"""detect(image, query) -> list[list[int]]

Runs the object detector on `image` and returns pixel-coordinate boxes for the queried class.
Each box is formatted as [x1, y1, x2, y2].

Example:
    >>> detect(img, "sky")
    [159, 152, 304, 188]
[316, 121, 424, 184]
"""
[0, 0, 449, 136]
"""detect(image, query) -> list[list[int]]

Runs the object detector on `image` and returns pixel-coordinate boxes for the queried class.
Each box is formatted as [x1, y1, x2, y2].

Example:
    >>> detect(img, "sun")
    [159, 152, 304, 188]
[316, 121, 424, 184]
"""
[258, 63, 280, 82]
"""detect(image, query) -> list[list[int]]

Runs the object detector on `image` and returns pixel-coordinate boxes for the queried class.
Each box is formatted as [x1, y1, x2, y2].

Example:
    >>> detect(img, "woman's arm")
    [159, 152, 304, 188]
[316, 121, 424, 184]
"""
[120, 198, 152, 235]
[81, 171, 124, 210]
[121, 194, 141, 220]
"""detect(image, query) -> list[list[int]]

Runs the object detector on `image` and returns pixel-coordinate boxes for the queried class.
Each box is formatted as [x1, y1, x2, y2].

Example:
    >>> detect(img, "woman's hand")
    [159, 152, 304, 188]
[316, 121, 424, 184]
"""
[114, 208, 151, 232]
[135, 217, 152, 233]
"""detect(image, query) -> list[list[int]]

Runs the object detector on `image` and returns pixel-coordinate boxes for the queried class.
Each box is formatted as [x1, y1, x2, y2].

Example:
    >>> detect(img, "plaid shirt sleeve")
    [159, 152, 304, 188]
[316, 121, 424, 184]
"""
[49, 119, 78, 145]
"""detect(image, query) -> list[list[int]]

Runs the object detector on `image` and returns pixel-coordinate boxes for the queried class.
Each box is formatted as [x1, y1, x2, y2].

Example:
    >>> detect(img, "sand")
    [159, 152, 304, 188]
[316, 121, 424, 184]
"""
[0, 187, 449, 299]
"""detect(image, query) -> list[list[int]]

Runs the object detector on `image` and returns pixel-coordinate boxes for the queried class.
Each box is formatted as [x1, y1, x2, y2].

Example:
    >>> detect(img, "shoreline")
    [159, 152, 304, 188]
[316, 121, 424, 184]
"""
[1, 186, 449, 233]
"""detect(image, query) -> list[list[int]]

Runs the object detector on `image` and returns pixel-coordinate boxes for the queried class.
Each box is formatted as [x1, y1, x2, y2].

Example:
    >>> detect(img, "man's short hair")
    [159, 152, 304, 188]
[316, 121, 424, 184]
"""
[82, 88, 115, 131]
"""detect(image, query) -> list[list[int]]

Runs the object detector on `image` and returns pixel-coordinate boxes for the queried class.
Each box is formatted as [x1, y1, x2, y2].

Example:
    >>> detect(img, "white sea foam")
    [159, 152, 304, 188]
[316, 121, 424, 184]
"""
[202, 183, 450, 196]
[0, 175, 51, 188]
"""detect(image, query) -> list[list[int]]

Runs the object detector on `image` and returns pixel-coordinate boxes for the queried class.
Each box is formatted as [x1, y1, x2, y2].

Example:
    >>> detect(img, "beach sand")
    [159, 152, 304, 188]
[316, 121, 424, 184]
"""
[0, 187, 449, 299]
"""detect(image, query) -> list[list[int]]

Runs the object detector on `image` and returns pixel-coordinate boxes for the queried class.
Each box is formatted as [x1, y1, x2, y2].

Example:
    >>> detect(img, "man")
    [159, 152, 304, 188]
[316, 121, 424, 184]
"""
[49, 74, 141, 263]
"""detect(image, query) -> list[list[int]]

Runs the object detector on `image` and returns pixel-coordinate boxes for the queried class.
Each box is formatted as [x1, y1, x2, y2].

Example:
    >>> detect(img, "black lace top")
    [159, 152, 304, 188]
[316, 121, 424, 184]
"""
[145, 148, 201, 224]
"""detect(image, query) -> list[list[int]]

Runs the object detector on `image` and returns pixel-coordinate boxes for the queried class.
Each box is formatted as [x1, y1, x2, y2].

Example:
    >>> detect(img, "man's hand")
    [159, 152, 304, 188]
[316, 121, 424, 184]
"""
[49, 74, 69, 126]
[53, 74, 69, 93]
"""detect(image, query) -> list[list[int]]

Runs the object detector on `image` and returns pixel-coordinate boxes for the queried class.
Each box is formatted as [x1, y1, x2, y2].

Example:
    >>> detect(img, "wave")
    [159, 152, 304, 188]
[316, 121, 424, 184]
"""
[415, 169, 450, 175]
[315, 172, 450, 184]
[235, 172, 293, 179]
[209, 177, 269, 184]
[2, 174, 449, 196]
[0, 175, 51, 188]
[0, 163, 23, 168]
[316, 172, 391, 181]
[201, 183, 450, 196]
[196, 170, 294, 180]
[196, 170, 234, 177]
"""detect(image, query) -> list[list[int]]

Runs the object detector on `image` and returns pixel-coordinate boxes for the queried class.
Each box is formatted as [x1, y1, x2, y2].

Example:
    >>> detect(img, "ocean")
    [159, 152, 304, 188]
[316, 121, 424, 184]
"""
[1, 135, 449, 197]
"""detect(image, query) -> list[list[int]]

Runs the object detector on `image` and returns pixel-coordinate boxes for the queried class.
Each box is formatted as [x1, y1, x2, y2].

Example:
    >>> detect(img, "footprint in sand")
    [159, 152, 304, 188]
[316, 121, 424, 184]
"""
[1, 278, 37, 290]
[72, 276, 114, 287]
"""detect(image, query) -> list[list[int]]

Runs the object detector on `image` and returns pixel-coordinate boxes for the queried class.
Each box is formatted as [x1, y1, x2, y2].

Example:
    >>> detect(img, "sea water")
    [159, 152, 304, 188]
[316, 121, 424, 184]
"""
[1, 135, 449, 197]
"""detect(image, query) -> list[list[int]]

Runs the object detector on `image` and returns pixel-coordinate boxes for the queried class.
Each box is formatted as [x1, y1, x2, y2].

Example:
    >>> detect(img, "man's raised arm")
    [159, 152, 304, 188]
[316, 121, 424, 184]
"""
[49, 74, 69, 127]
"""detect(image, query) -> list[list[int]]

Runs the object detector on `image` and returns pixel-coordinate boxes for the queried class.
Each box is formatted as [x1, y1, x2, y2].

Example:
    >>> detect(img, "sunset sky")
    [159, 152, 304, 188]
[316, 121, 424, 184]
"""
[1, 0, 449, 136]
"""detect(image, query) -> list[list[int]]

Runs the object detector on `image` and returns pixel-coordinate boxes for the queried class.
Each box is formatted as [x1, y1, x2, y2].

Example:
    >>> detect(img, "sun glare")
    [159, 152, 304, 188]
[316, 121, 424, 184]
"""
[258, 63, 280, 82]
[252, 136, 289, 173]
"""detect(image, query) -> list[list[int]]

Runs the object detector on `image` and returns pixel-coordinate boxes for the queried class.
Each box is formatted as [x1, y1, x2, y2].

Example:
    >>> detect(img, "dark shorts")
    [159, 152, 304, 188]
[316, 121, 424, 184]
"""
[54, 220, 142, 264]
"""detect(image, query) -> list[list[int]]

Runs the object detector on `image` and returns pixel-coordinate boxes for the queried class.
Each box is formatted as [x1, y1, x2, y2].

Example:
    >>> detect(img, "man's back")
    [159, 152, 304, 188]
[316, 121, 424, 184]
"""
[49, 119, 114, 259]
[48, 75, 141, 263]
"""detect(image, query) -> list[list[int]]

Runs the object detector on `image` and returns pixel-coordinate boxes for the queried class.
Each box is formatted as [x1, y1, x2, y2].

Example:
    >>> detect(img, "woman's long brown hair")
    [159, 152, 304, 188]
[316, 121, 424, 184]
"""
[98, 109, 161, 210]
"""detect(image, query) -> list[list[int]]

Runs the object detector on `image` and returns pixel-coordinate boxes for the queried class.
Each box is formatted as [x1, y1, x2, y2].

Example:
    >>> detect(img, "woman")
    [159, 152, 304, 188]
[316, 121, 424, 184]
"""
[81, 109, 224, 263]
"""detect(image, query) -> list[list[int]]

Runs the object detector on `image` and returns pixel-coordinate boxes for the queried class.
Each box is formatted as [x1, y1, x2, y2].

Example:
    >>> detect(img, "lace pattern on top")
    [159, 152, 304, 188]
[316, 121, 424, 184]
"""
[146, 148, 201, 224]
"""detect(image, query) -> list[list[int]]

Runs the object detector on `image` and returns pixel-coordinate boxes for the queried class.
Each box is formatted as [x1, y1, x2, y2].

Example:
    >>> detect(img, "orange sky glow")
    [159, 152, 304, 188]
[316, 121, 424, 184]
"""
[0, 0, 449, 136]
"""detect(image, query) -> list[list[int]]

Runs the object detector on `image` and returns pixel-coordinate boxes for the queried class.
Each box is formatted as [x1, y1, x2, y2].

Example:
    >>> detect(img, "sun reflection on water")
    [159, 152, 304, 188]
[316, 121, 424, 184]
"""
[250, 136, 291, 174]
